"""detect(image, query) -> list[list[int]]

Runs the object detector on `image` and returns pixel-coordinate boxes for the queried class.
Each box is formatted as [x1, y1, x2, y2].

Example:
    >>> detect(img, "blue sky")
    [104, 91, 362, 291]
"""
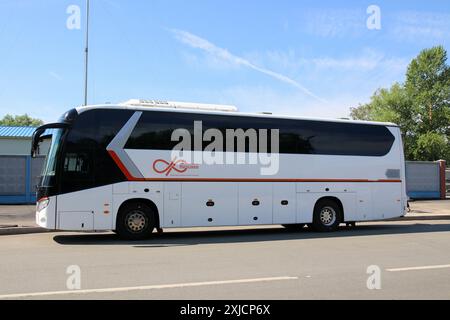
[0, 0, 449, 123]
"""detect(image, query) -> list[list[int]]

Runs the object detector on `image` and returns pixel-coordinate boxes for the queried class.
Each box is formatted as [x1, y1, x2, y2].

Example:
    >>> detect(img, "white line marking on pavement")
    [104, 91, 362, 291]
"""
[0, 276, 298, 299]
[387, 264, 450, 272]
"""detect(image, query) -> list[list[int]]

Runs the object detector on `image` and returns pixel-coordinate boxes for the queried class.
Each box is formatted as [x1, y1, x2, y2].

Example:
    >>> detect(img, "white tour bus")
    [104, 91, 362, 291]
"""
[32, 99, 407, 240]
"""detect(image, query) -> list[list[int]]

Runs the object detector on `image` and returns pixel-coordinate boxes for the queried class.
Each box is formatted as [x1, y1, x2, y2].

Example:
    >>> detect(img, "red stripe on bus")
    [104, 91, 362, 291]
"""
[135, 178, 402, 183]
[107, 150, 145, 181]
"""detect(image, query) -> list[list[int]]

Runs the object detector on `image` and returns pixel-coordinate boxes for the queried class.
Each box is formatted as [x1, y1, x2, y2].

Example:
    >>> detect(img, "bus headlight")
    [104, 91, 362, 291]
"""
[37, 197, 50, 212]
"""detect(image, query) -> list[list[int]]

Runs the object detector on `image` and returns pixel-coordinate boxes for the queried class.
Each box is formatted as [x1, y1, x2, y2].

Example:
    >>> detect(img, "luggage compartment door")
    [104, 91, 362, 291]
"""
[238, 183, 273, 225]
[181, 183, 238, 227]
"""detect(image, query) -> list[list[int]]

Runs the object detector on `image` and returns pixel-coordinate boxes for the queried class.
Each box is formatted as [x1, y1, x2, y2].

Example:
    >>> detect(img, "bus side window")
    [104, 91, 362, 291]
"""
[61, 150, 94, 193]
[64, 153, 91, 175]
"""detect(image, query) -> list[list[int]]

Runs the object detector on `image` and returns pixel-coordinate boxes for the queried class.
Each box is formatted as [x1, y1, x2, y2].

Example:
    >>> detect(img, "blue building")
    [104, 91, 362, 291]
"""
[0, 126, 48, 204]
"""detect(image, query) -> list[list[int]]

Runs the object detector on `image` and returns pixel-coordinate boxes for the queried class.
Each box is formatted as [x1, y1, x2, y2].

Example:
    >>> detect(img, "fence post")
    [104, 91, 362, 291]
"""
[438, 160, 447, 200]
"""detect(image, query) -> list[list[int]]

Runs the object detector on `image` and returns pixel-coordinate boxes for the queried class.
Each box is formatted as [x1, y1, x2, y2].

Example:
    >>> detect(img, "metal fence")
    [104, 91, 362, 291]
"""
[446, 169, 450, 195]
[0, 155, 45, 204]
[406, 161, 444, 199]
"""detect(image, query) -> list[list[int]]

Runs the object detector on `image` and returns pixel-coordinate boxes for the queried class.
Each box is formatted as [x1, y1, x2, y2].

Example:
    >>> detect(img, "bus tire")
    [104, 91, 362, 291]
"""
[311, 199, 342, 232]
[116, 202, 155, 240]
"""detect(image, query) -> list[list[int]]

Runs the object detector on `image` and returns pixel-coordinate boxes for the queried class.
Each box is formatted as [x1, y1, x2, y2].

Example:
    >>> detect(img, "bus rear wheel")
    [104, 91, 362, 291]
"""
[116, 202, 155, 240]
[311, 199, 342, 232]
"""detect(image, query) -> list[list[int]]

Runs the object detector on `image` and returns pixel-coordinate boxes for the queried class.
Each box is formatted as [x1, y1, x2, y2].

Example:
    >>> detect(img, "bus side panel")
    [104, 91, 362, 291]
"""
[111, 182, 164, 230]
[296, 193, 314, 224]
[371, 182, 402, 220]
[396, 127, 408, 214]
[57, 185, 113, 231]
[273, 183, 296, 224]
[296, 190, 357, 224]
[356, 184, 373, 221]
[373, 126, 405, 219]
[163, 182, 182, 228]
[296, 182, 361, 222]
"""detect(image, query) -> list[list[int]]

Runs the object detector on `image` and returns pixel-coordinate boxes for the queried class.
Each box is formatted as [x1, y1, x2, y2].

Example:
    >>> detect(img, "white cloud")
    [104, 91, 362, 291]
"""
[301, 8, 366, 38]
[263, 48, 409, 73]
[169, 29, 412, 119]
[213, 48, 411, 118]
[392, 11, 450, 42]
[249, 49, 410, 103]
[170, 28, 327, 103]
[298, 8, 450, 42]
[215, 86, 366, 119]
[311, 51, 383, 70]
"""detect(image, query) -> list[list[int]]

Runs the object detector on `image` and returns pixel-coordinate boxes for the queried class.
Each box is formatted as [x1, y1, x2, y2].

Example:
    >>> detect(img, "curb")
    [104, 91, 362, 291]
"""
[388, 215, 450, 222]
[0, 227, 53, 236]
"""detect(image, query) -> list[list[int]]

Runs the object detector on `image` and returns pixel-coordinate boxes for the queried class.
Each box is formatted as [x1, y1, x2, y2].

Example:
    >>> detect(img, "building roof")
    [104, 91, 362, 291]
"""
[0, 126, 36, 138]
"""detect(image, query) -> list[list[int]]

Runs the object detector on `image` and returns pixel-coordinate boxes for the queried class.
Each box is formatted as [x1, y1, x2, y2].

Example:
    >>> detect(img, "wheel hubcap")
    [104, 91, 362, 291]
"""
[320, 206, 336, 226]
[126, 210, 147, 233]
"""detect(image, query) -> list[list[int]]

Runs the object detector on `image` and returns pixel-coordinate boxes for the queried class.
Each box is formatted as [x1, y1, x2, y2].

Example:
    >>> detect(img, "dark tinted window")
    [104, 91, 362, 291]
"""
[125, 111, 395, 157]
[60, 109, 134, 194]
[277, 119, 395, 156]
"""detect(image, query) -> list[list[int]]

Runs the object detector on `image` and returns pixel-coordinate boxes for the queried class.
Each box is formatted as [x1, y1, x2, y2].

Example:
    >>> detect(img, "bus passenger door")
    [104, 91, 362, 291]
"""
[57, 149, 114, 231]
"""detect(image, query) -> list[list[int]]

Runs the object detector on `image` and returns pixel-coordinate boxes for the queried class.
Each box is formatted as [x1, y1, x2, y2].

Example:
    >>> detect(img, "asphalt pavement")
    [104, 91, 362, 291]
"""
[0, 219, 449, 300]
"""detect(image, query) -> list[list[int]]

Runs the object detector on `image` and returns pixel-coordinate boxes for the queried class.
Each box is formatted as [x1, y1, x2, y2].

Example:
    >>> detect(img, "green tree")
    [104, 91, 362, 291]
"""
[413, 132, 450, 162]
[0, 114, 44, 127]
[350, 46, 450, 162]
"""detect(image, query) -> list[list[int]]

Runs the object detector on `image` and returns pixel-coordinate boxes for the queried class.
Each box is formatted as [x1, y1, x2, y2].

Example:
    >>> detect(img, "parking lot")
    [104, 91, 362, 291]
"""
[0, 201, 449, 300]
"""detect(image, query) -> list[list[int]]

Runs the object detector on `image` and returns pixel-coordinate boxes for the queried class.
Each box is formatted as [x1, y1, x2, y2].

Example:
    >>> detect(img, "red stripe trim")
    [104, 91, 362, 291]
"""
[135, 178, 401, 183]
[107, 150, 145, 181]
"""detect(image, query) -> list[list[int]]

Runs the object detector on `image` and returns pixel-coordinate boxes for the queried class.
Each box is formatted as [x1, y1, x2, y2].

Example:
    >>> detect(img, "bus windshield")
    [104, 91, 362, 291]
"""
[40, 128, 64, 187]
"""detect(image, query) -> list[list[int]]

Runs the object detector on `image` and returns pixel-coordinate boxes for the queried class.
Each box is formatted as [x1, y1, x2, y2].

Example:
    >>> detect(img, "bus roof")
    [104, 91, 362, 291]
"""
[75, 101, 399, 128]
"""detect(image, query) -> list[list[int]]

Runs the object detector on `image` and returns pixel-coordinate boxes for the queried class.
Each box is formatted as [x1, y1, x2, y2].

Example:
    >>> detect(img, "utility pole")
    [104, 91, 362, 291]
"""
[84, 0, 90, 106]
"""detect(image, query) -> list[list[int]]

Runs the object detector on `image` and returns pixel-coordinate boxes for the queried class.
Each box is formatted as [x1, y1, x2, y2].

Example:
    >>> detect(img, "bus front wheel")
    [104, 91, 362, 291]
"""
[116, 202, 155, 240]
[311, 199, 342, 232]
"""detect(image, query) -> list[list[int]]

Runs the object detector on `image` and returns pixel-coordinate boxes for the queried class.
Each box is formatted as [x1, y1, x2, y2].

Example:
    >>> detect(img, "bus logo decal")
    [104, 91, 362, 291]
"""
[153, 158, 199, 176]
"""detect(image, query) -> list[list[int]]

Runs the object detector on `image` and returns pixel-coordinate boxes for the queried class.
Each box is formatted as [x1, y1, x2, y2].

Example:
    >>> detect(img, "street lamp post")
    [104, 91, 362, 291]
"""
[84, 0, 90, 106]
